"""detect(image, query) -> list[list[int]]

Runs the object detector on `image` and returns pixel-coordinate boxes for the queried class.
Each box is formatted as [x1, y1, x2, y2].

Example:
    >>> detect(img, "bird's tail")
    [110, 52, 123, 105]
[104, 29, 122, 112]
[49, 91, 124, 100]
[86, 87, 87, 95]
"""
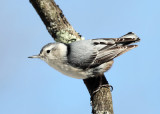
[112, 32, 140, 57]
[114, 32, 140, 45]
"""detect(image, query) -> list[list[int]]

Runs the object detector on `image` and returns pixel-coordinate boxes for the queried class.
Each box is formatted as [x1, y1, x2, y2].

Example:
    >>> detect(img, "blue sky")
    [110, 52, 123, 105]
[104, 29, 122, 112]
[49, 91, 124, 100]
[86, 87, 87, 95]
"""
[0, 0, 160, 114]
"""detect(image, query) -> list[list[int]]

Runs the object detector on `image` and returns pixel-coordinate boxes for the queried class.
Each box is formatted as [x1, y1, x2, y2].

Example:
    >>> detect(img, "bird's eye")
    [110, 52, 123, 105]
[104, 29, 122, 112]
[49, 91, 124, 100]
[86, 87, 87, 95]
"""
[46, 50, 50, 53]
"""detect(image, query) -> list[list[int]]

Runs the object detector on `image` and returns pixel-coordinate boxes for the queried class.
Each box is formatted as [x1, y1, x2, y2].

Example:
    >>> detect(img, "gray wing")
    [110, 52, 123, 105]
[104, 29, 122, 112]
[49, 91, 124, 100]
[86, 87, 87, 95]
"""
[67, 32, 140, 69]
[67, 40, 97, 69]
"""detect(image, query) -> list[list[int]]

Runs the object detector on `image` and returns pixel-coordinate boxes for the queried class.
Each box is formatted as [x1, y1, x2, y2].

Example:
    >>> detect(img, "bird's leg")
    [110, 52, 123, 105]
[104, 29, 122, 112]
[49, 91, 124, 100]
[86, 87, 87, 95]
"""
[92, 84, 113, 96]
[83, 74, 113, 99]
[92, 75, 113, 97]
[100, 84, 113, 92]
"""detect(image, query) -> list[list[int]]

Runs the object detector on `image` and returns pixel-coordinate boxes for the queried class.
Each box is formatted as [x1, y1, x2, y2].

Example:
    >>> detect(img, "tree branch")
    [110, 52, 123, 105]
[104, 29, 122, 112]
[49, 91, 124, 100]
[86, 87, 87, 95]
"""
[30, 0, 82, 43]
[84, 75, 113, 114]
[30, 0, 113, 113]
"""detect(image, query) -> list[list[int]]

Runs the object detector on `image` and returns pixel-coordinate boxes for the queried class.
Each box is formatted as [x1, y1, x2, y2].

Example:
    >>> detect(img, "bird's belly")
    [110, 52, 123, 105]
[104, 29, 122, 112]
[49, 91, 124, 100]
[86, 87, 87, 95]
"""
[49, 63, 89, 79]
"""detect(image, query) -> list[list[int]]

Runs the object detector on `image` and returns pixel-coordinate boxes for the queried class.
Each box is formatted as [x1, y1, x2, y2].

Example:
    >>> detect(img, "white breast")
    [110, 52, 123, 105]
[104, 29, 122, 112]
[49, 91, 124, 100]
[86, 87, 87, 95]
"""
[47, 60, 89, 79]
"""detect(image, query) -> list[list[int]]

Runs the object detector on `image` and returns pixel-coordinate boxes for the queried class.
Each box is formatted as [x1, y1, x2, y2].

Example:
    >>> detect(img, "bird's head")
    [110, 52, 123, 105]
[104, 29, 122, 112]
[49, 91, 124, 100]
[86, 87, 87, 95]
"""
[28, 43, 65, 63]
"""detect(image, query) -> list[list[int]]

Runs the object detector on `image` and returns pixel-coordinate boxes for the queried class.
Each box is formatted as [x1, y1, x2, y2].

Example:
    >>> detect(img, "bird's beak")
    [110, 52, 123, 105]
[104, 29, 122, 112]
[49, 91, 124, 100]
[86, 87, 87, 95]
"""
[28, 55, 41, 59]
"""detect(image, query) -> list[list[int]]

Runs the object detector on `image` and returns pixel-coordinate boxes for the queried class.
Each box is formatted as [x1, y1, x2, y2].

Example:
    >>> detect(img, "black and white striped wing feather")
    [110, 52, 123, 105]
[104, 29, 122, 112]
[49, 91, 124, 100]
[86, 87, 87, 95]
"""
[67, 32, 140, 69]
[89, 32, 140, 68]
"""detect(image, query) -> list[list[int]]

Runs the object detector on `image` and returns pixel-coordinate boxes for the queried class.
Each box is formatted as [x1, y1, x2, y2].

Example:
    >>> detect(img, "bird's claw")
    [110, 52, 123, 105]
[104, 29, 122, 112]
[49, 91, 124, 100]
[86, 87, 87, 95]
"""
[92, 84, 113, 96]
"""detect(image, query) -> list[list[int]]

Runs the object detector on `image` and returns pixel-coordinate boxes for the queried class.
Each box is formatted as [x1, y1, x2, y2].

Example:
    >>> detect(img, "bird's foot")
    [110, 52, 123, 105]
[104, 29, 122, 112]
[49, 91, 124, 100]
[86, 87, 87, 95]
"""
[92, 84, 113, 95]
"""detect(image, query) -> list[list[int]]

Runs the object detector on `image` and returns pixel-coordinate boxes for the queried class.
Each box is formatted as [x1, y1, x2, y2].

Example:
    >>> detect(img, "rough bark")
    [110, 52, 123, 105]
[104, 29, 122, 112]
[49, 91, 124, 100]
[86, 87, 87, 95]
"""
[30, 0, 113, 113]
[84, 75, 113, 114]
[30, 0, 82, 43]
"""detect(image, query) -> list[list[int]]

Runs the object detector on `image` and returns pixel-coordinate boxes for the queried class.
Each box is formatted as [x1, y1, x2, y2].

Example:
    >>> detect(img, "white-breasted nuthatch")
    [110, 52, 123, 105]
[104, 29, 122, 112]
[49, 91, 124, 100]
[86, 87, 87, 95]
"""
[29, 32, 140, 79]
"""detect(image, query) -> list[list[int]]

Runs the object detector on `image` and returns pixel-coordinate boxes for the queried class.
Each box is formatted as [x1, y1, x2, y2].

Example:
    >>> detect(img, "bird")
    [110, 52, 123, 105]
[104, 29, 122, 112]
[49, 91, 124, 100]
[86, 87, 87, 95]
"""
[29, 32, 140, 79]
